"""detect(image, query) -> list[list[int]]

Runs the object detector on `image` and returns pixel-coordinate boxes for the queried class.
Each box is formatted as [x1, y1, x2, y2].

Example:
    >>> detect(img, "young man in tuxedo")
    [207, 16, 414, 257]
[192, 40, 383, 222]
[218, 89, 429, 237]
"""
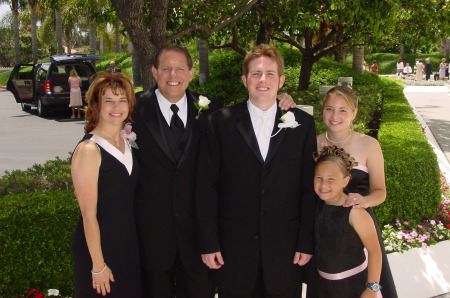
[196, 44, 317, 297]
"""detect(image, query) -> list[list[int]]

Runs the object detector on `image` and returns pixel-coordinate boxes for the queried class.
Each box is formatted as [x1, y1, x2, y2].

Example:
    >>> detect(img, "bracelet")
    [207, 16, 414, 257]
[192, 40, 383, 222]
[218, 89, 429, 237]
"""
[91, 263, 107, 275]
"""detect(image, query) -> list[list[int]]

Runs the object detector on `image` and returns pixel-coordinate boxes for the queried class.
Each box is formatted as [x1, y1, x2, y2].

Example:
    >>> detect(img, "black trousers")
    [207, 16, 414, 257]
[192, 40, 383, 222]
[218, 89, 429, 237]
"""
[141, 251, 214, 298]
[218, 266, 302, 298]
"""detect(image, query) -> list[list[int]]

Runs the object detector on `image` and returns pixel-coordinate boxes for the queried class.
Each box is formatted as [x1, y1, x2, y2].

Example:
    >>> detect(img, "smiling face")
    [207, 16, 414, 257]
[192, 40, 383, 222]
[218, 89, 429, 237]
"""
[314, 161, 350, 205]
[99, 87, 129, 126]
[152, 50, 194, 103]
[242, 56, 285, 107]
[323, 93, 357, 133]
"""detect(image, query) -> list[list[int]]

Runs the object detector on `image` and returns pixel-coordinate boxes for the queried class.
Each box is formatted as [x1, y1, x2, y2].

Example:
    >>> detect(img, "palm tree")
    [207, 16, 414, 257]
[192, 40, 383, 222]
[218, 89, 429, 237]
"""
[28, 0, 38, 63]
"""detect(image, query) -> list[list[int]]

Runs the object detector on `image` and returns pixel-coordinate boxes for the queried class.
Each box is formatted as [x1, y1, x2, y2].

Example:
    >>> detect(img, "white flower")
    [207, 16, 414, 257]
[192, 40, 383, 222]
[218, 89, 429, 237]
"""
[278, 111, 300, 129]
[430, 220, 436, 226]
[48, 289, 59, 296]
[271, 111, 300, 137]
[198, 95, 211, 109]
[195, 95, 211, 119]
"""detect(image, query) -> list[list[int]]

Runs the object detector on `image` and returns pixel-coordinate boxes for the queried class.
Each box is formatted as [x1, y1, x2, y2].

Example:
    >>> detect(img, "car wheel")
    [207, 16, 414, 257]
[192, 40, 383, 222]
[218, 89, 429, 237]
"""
[21, 102, 31, 112]
[37, 97, 48, 117]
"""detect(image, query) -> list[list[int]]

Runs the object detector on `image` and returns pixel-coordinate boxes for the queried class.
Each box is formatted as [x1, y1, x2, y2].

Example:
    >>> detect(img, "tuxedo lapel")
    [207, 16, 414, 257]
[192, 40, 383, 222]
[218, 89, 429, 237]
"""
[265, 107, 286, 164]
[235, 102, 265, 164]
[139, 92, 176, 163]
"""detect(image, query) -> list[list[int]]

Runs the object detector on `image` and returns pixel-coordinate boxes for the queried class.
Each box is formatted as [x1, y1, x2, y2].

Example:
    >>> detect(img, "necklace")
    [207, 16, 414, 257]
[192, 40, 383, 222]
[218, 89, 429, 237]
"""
[325, 130, 352, 144]
[101, 130, 121, 148]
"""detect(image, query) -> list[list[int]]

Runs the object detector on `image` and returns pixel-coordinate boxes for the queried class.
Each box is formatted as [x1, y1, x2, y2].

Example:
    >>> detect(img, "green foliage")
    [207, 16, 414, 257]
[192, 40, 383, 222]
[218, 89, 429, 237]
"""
[0, 70, 10, 86]
[355, 53, 446, 75]
[0, 190, 78, 296]
[0, 156, 73, 197]
[375, 78, 441, 225]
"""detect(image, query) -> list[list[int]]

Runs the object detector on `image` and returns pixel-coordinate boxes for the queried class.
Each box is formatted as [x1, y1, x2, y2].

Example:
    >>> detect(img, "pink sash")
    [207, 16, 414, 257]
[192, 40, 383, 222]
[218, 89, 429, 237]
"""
[317, 248, 383, 297]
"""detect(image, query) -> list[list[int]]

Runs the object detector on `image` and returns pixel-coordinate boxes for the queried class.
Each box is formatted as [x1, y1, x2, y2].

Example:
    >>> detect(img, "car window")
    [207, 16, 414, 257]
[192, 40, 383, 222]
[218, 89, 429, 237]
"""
[38, 68, 47, 80]
[14, 66, 33, 80]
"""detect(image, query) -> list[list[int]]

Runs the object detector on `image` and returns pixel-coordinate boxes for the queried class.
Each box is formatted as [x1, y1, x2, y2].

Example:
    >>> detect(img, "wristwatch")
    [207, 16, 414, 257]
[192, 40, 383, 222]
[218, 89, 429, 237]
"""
[367, 282, 383, 292]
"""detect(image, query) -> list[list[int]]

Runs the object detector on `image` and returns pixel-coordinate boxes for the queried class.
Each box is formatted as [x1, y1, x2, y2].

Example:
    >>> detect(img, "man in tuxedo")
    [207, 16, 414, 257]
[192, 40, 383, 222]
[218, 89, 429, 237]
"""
[196, 44, 317, 297]
[132, 45, 222, 297]
[105, 61, 121, 73]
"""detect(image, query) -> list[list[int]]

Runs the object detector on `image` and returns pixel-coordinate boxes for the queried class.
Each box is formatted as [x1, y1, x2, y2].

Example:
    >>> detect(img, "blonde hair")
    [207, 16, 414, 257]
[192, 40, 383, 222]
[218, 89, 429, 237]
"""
[323, 86, 358, 112]
[242, 44, 284, 76]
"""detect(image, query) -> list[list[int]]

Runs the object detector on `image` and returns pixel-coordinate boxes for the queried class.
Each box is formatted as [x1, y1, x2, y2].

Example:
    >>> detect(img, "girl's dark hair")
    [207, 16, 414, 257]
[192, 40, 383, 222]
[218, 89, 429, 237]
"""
[314, 145, 358, 176]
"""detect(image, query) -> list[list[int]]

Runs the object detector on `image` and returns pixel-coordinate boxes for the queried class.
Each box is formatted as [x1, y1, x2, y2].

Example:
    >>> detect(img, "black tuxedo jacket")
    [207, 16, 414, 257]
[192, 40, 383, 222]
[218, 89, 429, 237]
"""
[196, 101, 318, 295]
[132, 88, 222, 271]
[105, 67, 121, 73]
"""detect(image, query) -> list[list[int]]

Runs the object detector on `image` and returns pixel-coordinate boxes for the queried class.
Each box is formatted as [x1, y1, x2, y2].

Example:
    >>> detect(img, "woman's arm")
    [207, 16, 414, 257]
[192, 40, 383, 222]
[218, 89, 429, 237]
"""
[71, 141, 114, 295]
[350, 208, 382, 298]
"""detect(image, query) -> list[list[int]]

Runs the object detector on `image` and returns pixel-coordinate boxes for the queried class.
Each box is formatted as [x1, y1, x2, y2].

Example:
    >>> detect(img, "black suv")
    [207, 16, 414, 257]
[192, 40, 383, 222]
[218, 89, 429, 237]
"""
[7, 54, 101, 117]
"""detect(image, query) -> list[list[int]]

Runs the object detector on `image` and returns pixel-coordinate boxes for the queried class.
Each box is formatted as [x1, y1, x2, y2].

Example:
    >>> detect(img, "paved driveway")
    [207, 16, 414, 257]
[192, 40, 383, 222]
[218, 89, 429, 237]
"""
[0, 88, 85, 176]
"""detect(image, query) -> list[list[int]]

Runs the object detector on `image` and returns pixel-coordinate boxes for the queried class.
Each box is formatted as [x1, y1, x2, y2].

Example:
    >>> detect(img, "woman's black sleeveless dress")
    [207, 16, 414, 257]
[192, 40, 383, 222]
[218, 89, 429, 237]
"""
[72, 134, 141, 297]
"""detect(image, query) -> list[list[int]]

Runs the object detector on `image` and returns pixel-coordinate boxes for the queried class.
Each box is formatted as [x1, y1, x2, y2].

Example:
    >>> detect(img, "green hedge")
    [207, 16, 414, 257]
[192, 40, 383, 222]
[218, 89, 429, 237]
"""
[375, 78, 442, 225]
[0, 190, 78, 297]
[0, 156, 73, 197]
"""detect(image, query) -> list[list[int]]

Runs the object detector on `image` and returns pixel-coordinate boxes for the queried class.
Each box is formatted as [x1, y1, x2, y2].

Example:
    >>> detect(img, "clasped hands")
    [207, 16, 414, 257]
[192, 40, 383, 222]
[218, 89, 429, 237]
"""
[201, 251, 312, 269]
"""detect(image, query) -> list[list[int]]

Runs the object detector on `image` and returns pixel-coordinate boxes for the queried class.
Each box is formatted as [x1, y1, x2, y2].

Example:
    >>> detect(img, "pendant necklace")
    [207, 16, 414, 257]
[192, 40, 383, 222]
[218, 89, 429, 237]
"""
[325, 130, 352, 144]
[101, 130, 120, 148]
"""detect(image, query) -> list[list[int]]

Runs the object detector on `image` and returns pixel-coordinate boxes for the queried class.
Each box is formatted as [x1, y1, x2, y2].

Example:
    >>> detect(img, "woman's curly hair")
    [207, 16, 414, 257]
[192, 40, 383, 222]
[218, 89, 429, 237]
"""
[314, 145, 358, 176]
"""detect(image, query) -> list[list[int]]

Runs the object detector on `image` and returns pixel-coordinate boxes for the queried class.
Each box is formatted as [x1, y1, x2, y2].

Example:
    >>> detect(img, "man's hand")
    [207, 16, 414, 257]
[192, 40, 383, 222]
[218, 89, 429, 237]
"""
[293, 252, 312, 266]
[277, 93, 296, 110]
[201, 252, 224, 269]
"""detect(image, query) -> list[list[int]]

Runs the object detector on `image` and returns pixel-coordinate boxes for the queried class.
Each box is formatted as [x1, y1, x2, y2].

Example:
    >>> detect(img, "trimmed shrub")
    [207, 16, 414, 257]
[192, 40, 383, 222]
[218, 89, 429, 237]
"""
[0, 156, 73, 197]
[375, 78, 442, 225]
[0, 190, 78, 297]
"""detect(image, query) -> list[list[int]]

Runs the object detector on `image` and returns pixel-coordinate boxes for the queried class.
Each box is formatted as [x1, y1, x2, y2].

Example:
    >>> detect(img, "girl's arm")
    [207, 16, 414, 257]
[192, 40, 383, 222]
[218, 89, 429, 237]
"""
[347, 137, 386, 208]
[350, 208, 382, 298]
[71, 141, 114, 295]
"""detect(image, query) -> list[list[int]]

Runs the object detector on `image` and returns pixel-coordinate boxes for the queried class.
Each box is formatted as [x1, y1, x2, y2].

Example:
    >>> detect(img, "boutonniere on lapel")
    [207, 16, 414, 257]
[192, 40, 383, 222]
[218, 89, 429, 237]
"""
[271, 111, 300, 137]
[120, 123, 139, 149]
[194, 95, 211, 119]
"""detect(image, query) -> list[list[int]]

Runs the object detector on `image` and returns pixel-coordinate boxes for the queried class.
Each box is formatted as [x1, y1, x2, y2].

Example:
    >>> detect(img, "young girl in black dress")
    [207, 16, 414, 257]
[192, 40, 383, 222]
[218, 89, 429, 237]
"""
[314, 145, 385, 298]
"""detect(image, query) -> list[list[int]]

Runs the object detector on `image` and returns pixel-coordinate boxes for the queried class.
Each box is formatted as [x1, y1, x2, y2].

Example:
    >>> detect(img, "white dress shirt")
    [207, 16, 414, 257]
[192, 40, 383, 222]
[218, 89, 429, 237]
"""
[155, 89, 188, 127]
[248, 100, 277, 160]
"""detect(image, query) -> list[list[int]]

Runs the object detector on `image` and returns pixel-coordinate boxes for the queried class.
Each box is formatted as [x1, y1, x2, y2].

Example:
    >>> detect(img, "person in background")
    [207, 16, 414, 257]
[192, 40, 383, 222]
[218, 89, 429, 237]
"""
[316, 86, 398, 297]
[71, 72, 142, 297]
[415, 59, 424, 81]
[370, 60, 378, 73]
[425, 58, 433, 81]
[403, 63, 412, 77]
[439, 58, 448, 81]
[68, 69, 82, 119]
[396, 58, 404, 76]
[105, 61, 121, 73]
[314, 145, 387, 298]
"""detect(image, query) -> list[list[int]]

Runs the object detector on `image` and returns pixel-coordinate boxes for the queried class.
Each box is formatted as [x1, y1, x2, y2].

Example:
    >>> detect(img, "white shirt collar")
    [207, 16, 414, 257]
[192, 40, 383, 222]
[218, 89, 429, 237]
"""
[155, 89, 188, 127]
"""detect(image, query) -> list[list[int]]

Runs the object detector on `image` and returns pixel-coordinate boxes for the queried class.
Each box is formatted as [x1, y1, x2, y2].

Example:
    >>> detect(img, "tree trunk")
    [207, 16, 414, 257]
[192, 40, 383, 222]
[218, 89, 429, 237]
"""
[256, 22, 273, 45]
[112, 0, 161, 90]
[298, 53, 314, 91]
[334, 46, 346, 63]
[99, 37, 104, 53]
[400, 44, 405, 60]
[130, 43, 142, 87]
[12, 4, 20, 64]
[352, 46, 364, 74]
[446, 37, 450, 62]
[88, 15, 96, 55]
[30, 7, 38, 63]
[197, 39, 209, 84]
[55, 8, 64, 54]
[115, 19, 121, 52]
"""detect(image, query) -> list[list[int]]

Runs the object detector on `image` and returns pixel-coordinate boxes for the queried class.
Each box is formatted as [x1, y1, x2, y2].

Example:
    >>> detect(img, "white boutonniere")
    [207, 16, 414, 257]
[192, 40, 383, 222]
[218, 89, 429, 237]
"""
[120, 123, 139, 149]
[194, 95, 211, 119]
[271, 111, 300, 137]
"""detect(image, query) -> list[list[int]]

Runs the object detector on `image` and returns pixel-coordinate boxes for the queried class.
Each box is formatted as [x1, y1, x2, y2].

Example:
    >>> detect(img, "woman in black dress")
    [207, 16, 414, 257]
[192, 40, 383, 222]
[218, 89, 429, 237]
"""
[71, 72, 141, 297]
[315, 86, 398, 297]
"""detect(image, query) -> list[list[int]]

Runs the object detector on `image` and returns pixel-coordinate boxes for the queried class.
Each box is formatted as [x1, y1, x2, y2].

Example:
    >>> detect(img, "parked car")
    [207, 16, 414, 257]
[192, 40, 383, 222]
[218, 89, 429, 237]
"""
[7, 54, 101, 117]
